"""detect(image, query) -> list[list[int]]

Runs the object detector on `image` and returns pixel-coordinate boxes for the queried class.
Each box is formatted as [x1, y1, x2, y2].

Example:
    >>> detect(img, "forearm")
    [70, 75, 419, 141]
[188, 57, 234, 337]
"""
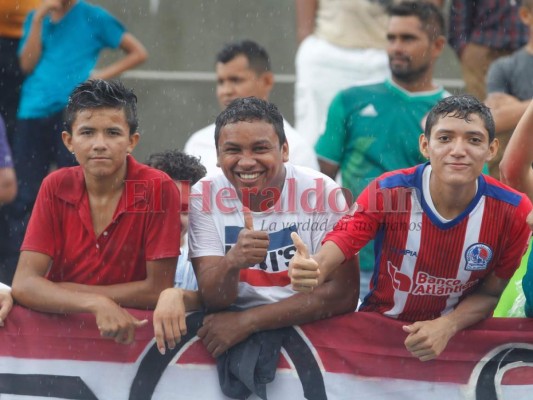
[318, 159, 339, 181]
[242, 264, 357, 333]
[313, 241, 347, 284]
[182, 289, 202, 311]
[196, 258, 241, 311]
[491, 100, 530, 133]
[19, 11, 47, 74]
[499, 100, 533, 196]
[56, 278, 170, 309]
[92, 52, 146, 80]
[92, 33, 148, 80]
[438, 291, 501, 337]
[12, 275, 109, 315]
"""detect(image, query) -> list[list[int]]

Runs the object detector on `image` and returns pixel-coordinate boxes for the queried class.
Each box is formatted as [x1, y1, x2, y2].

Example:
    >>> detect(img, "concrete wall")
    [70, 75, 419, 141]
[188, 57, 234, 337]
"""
[96, 0, 463, 162]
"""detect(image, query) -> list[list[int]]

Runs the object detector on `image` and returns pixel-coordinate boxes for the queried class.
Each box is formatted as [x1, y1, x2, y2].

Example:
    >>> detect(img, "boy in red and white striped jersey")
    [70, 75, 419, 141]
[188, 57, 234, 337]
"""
[290, 94, 532, 361]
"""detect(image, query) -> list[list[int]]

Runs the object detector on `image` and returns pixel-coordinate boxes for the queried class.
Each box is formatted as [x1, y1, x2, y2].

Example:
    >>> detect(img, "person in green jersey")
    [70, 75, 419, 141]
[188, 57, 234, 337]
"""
[315, 1, 447, 297]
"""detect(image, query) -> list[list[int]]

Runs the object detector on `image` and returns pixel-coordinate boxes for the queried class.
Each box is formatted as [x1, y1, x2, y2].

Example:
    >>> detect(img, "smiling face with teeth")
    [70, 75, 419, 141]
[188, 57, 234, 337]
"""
[217, 120, 289, 211]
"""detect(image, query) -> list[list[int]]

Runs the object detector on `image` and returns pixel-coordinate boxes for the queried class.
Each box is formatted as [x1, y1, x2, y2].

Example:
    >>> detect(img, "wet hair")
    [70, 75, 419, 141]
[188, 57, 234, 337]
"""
[145, 150, 206, 184]
[64, 79, 138, 135]
[216, 40, 271, 75]
[388, 1, 445, 40]
[424, 94, 496, 142]
[214, 97, 286, 148]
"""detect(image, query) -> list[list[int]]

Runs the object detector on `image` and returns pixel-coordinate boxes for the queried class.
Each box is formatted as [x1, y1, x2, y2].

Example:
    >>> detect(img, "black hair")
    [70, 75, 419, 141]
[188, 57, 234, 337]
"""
[388, 1, 445, 39]
[216, 40, 271, 75]
[424, 94, 496, 142]
[64, 79, 138, 135]
[145, 150, 206, 184]
[214, 97, 286, 149]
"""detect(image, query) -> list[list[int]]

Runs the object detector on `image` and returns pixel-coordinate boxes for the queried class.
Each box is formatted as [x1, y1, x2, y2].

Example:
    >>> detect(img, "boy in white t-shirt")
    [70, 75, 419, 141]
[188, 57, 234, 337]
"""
[153, 97, 359, 357]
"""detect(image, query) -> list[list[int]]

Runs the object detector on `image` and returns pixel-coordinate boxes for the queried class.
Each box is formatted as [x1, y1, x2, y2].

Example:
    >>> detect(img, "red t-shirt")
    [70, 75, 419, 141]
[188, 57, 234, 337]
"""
[22, 156, 181, 285]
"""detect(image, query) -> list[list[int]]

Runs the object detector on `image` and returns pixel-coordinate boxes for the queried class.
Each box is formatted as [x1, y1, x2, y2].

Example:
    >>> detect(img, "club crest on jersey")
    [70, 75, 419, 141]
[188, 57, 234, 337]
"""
[464, 243, 493, 271]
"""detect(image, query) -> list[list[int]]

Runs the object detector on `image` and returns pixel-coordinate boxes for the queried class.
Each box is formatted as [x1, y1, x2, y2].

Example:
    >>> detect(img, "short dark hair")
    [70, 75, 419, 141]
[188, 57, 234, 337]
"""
[216, 40, 271, 75]
[64, 79, 138, 135]
[424, 94, 496, 142]
[388, 1, 445, 39]
[145, 150, 206, 185]
[214, 97, 286, 149]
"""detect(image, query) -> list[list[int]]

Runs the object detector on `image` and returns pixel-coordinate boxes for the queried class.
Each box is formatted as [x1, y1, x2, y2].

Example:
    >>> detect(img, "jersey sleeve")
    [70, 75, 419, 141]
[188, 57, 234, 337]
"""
[21, 176, 57, 258]
[188, 181, 226, 258]
[93, 6, 126, 49]
[323, 179, 384, 260]
[314, 91, 349, 165]
[493, 195, 532, 280]
[144, 178, 181, 261]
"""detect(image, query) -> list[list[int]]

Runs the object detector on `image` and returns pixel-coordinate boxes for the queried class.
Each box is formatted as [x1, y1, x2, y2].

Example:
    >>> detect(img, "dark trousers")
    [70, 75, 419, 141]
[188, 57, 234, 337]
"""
[0, 37, 23, 145]
[0, 111, 77, 283]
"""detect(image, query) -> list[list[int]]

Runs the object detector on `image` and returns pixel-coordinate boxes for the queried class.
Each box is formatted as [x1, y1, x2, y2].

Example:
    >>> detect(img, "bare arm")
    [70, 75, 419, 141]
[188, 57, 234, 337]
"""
[152, 287, 203, 354]
[240, 257, 358, 330]
[90, 33, 148, 80]
[55, 258, 177, 309]
[0, 289, 12, 326]
[193, 211, 270, 311]
[499, 99, 533, 200]
[289, 236, 347, 292]
[485, 93, 530, 134]
[199, 256, 359, 357]
[403, 272, 508, 361]
[0, 167, 17, 205]
[318, 158, 339, 180]
[19, 0, 63, 74]
[13, 251, 110, 314]
[12, 251, 151, 344]
[295, 0, 318, 44]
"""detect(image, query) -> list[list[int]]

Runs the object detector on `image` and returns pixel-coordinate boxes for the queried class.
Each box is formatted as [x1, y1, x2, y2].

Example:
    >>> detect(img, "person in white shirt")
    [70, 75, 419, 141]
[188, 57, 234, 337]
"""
[184, 40, 318, 175]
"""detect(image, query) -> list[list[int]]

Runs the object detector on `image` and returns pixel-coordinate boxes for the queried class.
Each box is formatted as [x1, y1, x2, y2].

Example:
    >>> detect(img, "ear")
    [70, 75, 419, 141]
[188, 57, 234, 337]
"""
[62, 131, 73, 153]
[519, 6, 532, 25]
[431, 35, 446, 58]
[127, 132, 140, 153]
[259, 71, 274, 98]
[281, 141, 289, 163]
[486, 138, 499, 162]
[419, 133, 430, 159]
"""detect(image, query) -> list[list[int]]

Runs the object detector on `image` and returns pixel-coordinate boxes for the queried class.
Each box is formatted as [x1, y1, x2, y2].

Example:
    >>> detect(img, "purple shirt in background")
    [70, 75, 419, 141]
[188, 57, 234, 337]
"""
[0, 116, 14, 168]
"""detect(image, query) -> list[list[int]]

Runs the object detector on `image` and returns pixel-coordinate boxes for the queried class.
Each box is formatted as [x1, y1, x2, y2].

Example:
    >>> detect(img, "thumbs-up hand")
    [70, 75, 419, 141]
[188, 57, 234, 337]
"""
[288, 232, 320, 292]
[226, 207, 270, 269]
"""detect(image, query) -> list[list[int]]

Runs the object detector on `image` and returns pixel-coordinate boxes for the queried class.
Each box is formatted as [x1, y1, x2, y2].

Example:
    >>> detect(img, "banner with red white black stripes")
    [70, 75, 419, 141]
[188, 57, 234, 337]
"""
[0, 306, 532, 399]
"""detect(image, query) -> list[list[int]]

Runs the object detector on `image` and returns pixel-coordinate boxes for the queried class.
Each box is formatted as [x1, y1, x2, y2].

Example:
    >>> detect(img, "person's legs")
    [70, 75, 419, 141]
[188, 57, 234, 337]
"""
[460, 43, 512, 101]
[1, 116, 57, 275]
[49, 110, 76, 168]
[0, 37, 23, 145]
